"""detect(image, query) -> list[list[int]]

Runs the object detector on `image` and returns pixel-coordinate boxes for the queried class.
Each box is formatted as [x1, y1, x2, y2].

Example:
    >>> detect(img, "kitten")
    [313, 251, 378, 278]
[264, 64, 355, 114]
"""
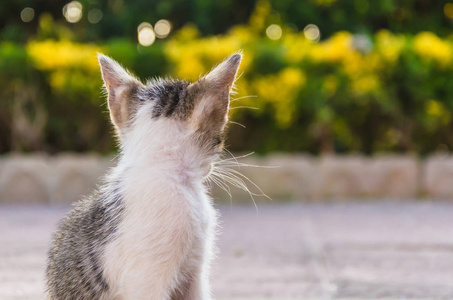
[46, 53, 242, 300]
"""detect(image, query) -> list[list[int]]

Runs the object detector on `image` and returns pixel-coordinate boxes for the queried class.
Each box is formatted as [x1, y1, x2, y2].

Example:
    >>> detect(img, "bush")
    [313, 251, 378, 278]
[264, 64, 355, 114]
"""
[1, 1, 453, 155]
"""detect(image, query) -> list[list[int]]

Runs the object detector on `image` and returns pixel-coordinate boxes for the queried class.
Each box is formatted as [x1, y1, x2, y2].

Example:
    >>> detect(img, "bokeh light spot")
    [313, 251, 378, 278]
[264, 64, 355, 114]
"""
[88, 9, 103, 24]
[304, 24, 320, 42]
[154, 19, 172, 38]
[20, 7, 35, 23]
[63, 1, 83, 23]
[138, 22, 155, 46]
[444, 3, 453, 19]
[266, 24, 282, 40]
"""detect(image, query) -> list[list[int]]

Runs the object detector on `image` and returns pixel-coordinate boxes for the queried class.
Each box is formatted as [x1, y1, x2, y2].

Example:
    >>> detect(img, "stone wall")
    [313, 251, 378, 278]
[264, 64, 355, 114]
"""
[0, 153, 452, 204]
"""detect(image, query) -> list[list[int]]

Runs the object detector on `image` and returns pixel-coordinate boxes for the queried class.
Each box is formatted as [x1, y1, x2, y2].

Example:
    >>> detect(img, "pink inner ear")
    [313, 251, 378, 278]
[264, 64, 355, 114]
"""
[228, 85, 231, 91]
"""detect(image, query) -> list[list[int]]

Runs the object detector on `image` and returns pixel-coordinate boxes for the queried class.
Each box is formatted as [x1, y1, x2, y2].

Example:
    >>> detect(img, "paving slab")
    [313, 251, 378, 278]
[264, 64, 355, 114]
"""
[1, 201, 453, 299]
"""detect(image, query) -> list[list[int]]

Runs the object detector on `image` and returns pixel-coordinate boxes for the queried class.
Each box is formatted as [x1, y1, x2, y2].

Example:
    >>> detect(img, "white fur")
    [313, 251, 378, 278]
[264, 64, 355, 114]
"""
[101, 101, 217, 300]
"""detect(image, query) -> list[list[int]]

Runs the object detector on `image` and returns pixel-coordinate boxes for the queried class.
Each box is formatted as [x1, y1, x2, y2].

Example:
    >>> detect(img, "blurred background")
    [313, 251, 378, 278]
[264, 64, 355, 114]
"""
[2, 0, 453, 155]
[2, 0, 453, 299]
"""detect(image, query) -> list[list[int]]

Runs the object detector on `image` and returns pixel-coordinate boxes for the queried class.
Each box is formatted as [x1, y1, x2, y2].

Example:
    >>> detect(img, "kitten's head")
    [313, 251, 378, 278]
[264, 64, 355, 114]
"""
[98, 53, 242, 177]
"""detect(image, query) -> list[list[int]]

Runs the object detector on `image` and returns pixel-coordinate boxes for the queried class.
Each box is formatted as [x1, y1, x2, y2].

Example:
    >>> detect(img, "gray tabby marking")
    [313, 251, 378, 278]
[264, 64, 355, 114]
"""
[46, 186, 123, 299]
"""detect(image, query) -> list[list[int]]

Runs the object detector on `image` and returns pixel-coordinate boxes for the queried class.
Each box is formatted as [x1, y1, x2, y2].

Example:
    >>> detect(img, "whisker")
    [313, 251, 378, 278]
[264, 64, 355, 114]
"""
[223, 148, 239, 166]
[217, 152, 255, 161]
[213, 152, 255, 170]
[213, 170, 266, 200]
[235, 71, 245, 82]
[230, 95, 258, 102]
[212, 169, 259, 212]
[216, 162, 279, 169]
[229, 106, 259, 110]
[229, 121, 246, 128]
[213, 152, 254, 168]
[209, 174, 232, 199]
[217, 167, 271, 201]
[214, 173, 233, 195]
[209, 150, 271, 213]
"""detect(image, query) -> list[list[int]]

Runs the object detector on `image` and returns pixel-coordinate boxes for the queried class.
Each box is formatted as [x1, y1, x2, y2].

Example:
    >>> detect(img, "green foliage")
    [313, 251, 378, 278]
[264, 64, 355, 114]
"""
[1, 0, 453, 154]
[2, 0, 452, 42]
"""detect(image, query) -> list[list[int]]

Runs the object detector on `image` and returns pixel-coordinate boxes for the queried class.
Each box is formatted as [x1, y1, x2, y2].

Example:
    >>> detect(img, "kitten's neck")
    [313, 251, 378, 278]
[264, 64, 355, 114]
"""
[114, 147, 208, 190]
[112, 119, 210, 196]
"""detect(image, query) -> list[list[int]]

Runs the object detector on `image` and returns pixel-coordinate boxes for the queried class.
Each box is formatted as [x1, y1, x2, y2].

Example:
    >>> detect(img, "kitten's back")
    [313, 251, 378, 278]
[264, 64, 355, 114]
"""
[46, 191, 123, 299]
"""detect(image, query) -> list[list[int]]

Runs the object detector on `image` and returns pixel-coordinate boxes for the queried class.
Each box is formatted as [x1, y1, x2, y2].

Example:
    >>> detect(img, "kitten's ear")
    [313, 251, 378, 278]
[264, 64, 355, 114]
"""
[98, 54, 142, 133]
[189, 54, 242, 131]
[204, 53, 242, 91]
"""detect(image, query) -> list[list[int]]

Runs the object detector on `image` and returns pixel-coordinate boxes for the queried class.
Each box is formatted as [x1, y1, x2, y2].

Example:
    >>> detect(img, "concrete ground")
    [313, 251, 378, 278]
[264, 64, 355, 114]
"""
[1, 201, 453, 299]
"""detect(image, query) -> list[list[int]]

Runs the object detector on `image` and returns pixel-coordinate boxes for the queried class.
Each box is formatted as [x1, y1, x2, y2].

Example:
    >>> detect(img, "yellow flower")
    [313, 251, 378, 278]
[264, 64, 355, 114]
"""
[249, 0, 271, 32]
[228, 25, 256, 43]
[174, 55, 205, 81]
[351, 75, 380, 95]
[173, 24, 200, 41]
[49, 69, 67, 89]
[27, 40, 101, 71]
[375, 30, 405, 63]
[280, 67, 305, 87]
[426, 99, 451, 124]
[323, 75, 338, 96]
[341, 51, 364, 76]
[165, 25, 242, 80]
[283, 32, 313, 64]
[252, 68, 306, 127]
[413, 32, 452, 67]
[311, 31, 354, 63]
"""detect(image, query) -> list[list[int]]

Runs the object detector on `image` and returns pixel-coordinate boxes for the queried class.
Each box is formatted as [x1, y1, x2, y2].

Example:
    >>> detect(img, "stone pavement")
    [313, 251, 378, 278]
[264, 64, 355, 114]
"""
[1, 201, 453, 299]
